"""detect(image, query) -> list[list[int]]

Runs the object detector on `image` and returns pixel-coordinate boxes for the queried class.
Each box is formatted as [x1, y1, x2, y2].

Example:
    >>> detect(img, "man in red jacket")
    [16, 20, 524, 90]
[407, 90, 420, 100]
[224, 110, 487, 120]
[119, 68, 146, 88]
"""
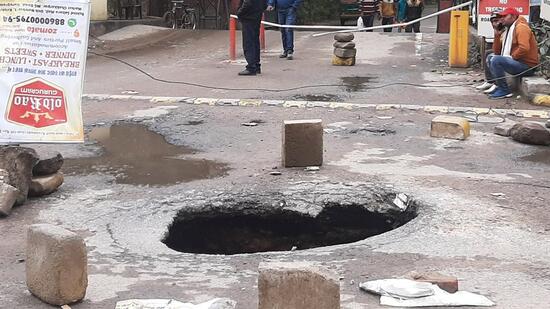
[486, 8, 539, 99]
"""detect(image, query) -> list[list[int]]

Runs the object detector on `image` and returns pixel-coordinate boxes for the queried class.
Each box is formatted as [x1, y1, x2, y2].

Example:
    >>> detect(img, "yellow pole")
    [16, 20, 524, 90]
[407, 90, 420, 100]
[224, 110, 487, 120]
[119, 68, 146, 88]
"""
[449, 10, 469, 68]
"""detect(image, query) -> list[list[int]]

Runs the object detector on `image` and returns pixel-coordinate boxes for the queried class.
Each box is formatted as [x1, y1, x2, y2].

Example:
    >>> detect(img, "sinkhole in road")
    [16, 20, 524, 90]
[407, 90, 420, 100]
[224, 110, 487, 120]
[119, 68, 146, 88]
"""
[63, 123, 229, 185]
[162, 194, 417, 255]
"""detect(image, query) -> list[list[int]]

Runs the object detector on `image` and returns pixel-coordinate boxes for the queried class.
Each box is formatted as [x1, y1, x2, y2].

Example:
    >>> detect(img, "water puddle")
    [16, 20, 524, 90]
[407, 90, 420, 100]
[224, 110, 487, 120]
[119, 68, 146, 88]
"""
[63, 123, 229, 185]
[521, 149, 550, 165]
[340, 76, 377, 92]
[291, 94, 342, 102]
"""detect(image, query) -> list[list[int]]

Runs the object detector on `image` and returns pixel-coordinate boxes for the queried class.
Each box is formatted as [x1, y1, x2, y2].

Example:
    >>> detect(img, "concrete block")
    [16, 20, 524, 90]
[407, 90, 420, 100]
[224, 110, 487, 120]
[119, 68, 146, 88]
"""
[334, 48, 357, 58]
[331, 55, 355, 66]
[26, 224, 87, 305]
[258, 262, 340, 309]
[28, 172, 64, 197]
[521, 76, 550, 97]
[0, 183, 19, 217]
[405, 271, 459, 293]
[334, 32, 354, 42]
[333, 41, 356, 49]
[282, 119, 323, 167]
[430, 116, 470, 140]
[494, 120, 517, 137]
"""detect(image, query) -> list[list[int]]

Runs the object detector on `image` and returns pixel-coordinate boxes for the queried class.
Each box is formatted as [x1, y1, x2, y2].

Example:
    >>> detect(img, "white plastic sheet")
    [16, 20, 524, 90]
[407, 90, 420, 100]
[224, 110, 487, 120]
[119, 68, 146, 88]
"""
[114, 298, 236, 309]
[360, 279, 495, 307]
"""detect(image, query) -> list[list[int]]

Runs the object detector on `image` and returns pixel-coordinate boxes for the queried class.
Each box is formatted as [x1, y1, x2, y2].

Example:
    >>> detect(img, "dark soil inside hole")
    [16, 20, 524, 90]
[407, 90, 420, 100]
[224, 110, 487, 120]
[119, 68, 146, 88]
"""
[163, 203, 415, 255]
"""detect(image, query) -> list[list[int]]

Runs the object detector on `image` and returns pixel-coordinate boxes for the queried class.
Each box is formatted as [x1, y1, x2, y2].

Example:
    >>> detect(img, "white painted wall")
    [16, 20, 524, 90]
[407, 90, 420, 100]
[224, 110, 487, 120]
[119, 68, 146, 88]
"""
[91, 0, 108, 21]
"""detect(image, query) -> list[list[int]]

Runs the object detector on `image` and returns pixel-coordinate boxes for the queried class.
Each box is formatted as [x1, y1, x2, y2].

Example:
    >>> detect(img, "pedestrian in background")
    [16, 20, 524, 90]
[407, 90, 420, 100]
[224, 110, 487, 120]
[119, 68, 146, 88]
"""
[360, 0, 380, 32]
[397, 0, 407, 32]
[267, 0, 303, 60]
[404, 0, 423, 33]
[529, 0, 541, 25]
[380, 0, 397, 32]
[236, 0, 267, 75]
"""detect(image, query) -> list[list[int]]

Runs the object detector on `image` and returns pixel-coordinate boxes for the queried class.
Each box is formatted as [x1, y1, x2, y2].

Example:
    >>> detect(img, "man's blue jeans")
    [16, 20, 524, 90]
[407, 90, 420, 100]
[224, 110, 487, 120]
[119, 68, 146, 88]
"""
[488, 55, 534, 91]
[278, 7, 297, 54]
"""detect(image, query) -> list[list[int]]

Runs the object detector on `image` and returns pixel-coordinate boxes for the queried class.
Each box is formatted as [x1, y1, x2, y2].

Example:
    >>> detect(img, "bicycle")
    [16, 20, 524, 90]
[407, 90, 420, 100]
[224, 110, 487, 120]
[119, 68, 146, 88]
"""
[163, 0, 197, 30]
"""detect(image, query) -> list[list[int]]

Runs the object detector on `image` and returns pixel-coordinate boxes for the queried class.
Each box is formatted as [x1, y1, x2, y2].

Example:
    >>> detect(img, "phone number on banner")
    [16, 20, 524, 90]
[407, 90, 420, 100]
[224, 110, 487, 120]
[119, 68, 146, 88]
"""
[2, 16, 65, 25]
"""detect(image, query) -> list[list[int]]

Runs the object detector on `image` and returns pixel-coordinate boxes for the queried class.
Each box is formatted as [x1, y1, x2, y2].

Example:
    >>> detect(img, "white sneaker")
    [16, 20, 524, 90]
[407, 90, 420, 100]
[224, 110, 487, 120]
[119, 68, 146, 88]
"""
[483, 84, 497, 94]
[476, 82, 493, 90]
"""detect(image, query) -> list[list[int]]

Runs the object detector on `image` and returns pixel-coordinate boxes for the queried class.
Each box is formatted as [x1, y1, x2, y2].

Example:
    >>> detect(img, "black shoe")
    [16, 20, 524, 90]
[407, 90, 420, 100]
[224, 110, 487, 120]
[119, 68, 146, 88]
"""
[238, 69, 257, 76]
[257, 68, 261, 74]
[286, 52, 293, 60]
[279, 52, 287, 58]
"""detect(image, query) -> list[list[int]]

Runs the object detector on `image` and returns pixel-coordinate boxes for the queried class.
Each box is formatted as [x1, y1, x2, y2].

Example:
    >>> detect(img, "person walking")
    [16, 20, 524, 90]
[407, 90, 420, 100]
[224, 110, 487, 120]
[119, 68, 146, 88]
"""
[267, 0, 302, 59]
[380, 0, 397, 32]
[397, 0, 407, 32]
[404, 0, 423, 33]
[486, 8, 539, 99]
[360, 0, 380, 32]
[236, 0, 267, 75]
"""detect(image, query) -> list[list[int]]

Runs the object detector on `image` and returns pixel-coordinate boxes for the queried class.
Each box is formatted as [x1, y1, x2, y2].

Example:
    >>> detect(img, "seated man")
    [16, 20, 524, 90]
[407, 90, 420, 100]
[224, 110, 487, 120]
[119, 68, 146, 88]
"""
[486, 8, 539, 99]
[476, 12, 503, 94]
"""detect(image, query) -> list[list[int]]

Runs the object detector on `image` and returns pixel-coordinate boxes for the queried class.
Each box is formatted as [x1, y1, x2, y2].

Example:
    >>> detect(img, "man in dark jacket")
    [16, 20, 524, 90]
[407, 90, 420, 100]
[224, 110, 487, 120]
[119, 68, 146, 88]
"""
[237, 0, 267, 75]
[267, 0, 303, 59]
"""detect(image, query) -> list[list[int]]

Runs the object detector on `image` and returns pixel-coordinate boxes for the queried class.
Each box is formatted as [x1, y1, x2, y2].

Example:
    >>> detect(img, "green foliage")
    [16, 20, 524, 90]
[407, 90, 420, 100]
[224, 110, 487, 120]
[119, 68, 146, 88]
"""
[297, 0, 341, 24]
[532, 20, 550, 79]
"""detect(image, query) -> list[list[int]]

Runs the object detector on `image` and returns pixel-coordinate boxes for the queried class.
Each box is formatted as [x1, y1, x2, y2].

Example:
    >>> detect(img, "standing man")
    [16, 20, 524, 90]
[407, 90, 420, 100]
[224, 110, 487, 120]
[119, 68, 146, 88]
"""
[267, 0, 303, 59]
[380, 0, 397, 32]
[529, 0, 541, 24]
[237, 0, 267, 75]
[360, 0, 380, 32]
[487, 8, 539, 99]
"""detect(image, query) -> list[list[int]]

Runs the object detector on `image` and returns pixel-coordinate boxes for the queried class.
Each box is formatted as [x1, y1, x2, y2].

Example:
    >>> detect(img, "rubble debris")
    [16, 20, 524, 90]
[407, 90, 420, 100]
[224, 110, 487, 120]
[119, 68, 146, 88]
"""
[392, 193, 409, 211]
[430, 116, 470, 140]
[269, 171, 282, 176]
[304, 166, 320, 171]
[0, 146, 39, 205]
[241, 122, 258, 127]
[28, 172, 64, 197]
[259, 262, 339, 309]
[405, 271, 459, 293]
[33, 151, 64, 176]
[347, 127, 396, 135]
[494, 120, 517, 137]
[510, 121, 550, 146]
[115, 298, 236, 309]
[0, 183, 19, 217]
[360, 279, 494, 307]
[26, 224, 87, 306]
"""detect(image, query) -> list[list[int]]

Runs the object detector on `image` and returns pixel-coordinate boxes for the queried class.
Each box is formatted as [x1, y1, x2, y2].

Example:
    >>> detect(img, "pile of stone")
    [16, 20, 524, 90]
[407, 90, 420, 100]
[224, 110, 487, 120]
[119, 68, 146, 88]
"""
[332, 32, 356, 66]
[494, 120, 550, 146]
[0, 146, 64, 217]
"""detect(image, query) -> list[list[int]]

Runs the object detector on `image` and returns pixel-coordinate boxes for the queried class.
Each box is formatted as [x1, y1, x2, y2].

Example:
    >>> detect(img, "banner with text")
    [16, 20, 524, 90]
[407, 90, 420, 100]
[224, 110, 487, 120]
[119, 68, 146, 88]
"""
[477, 0, 530, 38]
[0, 0, 90, 143]
[542, 0, 550, 22]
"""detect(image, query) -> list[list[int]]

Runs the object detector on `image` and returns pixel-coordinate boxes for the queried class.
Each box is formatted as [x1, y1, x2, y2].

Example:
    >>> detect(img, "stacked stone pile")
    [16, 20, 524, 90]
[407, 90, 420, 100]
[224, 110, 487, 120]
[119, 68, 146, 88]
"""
[332, 32, 356, 66]
[0, 146, 64, 217]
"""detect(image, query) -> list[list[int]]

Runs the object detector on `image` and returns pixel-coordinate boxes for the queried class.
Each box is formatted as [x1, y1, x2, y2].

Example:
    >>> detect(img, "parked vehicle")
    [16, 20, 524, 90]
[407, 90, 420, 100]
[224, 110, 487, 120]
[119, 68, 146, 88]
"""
[340, 0, 360, 25]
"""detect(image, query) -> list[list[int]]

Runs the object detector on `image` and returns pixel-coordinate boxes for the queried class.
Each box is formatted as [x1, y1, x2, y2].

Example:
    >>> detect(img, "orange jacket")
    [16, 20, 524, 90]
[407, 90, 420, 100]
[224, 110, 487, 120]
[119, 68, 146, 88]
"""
[493, 16, 539, 67]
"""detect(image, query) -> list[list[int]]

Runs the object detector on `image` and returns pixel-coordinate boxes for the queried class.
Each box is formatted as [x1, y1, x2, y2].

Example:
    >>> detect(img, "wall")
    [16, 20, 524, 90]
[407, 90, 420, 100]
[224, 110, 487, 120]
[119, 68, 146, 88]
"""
[91, 0, 108, 21]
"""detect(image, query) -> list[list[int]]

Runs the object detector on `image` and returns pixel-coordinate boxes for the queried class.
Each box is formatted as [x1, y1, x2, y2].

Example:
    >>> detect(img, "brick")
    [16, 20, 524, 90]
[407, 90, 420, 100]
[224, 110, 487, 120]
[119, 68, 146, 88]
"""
[282, 119, 323, 167]
[494, 120, 517, 137]
[258, 262, 340, 309]
[0, 182, 19, 216]
[28, 172, 64, 197]
[430, 116, 470, 140]
[334, 32, 354, 42]
[26, 224, 87, 305]
[334, 48, 357, 58]
[405, 271, 459, 293]
[331, 55, 355, 66]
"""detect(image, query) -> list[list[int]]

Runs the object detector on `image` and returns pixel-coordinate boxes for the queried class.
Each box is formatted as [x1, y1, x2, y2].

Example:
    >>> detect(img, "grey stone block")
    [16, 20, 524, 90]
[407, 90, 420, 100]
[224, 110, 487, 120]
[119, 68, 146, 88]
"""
[26, 224, 87, 305]
[494, 120, 517, 137]
[510, 121, 550, 146]
[334, 32, 354, 42]
[333, 41, 356, 49]
[0, 146, 39, 205]
[29, 172, 64, 197]
[282, 119, 323, 167]
[0, 183, 19, 217]
[521, 76, 550, 97]
[334, 48, 357, 58]
[258, 262, 340, 309]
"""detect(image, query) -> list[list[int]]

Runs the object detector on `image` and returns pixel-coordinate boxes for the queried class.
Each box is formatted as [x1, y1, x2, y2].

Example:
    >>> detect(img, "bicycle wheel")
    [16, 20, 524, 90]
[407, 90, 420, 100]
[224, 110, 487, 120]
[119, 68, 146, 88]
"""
[183, 11, 197, 30]
[162, 11, 175, 29]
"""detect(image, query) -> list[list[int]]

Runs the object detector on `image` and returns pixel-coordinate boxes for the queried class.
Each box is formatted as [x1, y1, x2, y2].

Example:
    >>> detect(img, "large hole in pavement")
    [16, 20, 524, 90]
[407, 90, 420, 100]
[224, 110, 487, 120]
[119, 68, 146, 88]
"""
[162, 195, 417, 255]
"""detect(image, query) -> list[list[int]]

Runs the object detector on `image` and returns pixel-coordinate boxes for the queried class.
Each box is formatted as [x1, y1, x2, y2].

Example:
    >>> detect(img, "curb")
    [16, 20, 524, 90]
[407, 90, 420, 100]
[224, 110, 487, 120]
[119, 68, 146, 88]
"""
[83, 94, 550, 119]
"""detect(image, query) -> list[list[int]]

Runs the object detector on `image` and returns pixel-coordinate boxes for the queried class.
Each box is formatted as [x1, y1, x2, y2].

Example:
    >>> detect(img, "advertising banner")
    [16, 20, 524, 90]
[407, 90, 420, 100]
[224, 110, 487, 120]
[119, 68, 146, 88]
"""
[477, 0, 530, 38]
[0, 0, 90, 143]
[542, 0, 550, 22]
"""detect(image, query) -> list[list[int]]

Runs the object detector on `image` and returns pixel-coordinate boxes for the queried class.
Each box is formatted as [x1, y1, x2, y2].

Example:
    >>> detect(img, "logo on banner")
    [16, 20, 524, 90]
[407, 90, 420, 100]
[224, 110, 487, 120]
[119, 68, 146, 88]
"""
[5, 78, 68, 128]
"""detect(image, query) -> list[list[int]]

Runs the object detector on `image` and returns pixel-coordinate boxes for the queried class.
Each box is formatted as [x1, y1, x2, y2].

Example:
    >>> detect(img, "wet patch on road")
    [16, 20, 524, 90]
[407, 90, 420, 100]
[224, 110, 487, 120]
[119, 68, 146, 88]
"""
[340, 76, 378, 92]
[63, 123, 229, 186]
[291, 94, 343, 102]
